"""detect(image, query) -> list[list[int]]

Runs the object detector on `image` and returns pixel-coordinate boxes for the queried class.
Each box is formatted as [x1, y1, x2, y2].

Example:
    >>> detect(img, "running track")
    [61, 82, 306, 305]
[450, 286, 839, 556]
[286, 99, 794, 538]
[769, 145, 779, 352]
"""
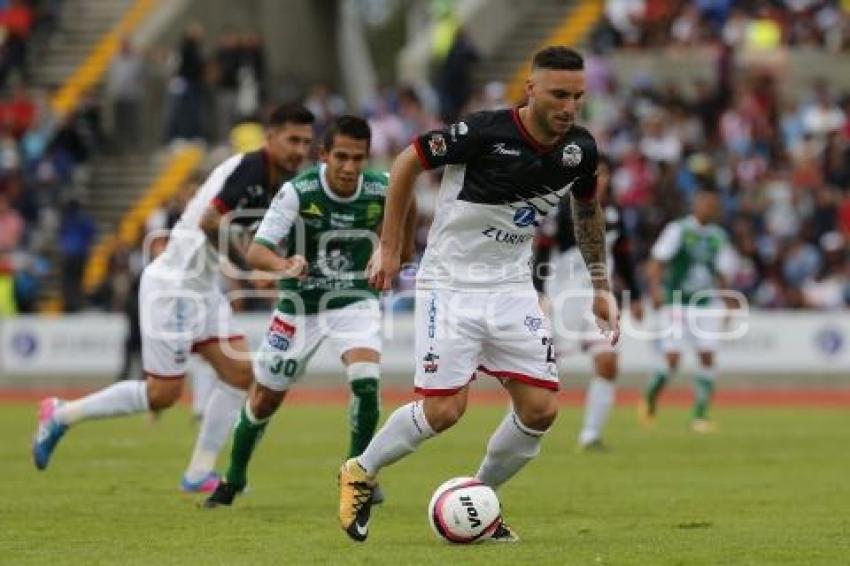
[2, 387, 849, 407]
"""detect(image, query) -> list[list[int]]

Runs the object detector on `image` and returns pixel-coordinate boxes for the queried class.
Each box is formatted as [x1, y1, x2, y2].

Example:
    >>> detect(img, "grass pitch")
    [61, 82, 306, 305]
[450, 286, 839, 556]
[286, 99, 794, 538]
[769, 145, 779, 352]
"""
[2, 396, 849, 565]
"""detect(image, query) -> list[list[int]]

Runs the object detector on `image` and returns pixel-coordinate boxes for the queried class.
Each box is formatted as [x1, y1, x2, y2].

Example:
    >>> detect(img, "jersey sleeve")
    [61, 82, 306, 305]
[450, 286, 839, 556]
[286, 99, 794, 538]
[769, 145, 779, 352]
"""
[412, 113, 485, 169]
[651, 222, 683, 262]
[568, 133, 600, 201]
[254, 182, 299, 251]
[211, 157, 258, 213]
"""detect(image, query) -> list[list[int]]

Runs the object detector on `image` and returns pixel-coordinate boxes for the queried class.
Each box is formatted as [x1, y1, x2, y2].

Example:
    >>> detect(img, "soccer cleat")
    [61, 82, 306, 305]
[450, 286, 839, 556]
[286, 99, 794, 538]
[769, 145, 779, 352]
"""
[202, 480, 244, 508]
[32, 397, 68, 471]
[181, 471, 221, 494]
[637, 399, 655, 428]
[371, 483, 385, 505]
[486, 521, 520, 543]
[691, 419, 716, 434]
[338, 458, 376, 542]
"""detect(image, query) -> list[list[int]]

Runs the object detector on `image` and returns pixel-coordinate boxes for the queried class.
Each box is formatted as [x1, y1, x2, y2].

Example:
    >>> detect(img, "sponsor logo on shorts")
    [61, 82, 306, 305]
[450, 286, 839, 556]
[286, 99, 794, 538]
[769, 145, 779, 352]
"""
[427, 292, 437, 339]
[422, 350, 440, 374]
[269, 317, 296, 351]
[524, 315, 543, 333]
[481, 225, 533, 246]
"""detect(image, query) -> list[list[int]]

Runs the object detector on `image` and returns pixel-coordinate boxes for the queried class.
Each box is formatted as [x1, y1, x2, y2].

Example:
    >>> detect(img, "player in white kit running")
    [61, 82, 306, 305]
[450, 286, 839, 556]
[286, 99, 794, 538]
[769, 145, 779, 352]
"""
[32, 105, 315, 493]
[337, 46, 620, 543]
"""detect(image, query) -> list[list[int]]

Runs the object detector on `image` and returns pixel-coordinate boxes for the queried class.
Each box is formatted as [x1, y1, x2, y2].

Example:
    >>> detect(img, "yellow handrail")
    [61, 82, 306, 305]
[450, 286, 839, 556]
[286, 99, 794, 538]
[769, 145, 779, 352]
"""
[50, 0, 157, 118]
[82, 145, 204, 293]
[505, 0, 605, 103]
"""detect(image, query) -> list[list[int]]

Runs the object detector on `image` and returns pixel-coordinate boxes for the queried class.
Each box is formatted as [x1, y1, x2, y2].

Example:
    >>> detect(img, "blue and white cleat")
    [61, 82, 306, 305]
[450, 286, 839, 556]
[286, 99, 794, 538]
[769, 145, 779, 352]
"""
[32, 397, 68, 471]
[180, 472, 221, 494]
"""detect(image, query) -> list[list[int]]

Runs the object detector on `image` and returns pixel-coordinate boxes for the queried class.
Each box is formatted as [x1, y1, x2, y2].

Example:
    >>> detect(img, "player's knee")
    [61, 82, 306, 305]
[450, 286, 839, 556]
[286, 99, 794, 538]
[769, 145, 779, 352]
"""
[515, 397, 558, 432]
[227, 361, 254, 391]
[595, 353, 618, 380]
[249, 384, 285, 420]
[423, 395, 467, 432]
[146, 379, 183, 411]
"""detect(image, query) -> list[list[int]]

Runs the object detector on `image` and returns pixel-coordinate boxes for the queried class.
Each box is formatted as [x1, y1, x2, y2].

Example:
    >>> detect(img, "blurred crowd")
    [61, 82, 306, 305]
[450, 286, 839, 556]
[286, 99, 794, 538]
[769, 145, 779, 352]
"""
[0, 0, 104, 316]
[5, 5, 850, 318]
[595, 0, 850, 51]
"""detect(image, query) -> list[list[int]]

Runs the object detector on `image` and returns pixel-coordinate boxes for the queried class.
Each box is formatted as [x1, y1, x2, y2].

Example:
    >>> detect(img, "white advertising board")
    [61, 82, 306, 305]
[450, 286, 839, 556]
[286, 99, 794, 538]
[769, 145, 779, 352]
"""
[1, 311, 848, 378]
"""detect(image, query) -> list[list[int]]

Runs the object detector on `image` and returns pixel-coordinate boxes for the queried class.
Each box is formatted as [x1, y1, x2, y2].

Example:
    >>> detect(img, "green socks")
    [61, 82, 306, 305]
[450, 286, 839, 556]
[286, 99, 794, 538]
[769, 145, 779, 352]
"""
[348, 378, 380, 458]
[645, 370, 669, 413]
[693, 373, 715, 420]
[225, 404, 269, 490]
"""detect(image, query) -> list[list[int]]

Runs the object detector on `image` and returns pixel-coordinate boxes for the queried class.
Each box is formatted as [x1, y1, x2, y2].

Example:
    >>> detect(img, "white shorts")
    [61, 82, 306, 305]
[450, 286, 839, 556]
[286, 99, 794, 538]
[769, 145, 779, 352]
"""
[657, 304, 723, 354]
[139, 270, 243, 378]
[413, 288, 559, 396]
[546, 271, 614, 358]
[254, 299, 382, 392]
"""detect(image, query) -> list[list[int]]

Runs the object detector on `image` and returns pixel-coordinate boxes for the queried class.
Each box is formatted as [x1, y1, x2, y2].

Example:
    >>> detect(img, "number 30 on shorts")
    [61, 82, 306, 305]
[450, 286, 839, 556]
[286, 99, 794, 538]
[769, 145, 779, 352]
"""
[269, 356, 299, 377]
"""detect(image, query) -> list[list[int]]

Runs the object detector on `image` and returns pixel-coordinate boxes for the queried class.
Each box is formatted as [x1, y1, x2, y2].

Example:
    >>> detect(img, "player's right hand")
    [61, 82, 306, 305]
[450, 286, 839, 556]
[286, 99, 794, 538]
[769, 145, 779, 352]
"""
[367, 244, 400, 291]
[280, 255, 308, 279]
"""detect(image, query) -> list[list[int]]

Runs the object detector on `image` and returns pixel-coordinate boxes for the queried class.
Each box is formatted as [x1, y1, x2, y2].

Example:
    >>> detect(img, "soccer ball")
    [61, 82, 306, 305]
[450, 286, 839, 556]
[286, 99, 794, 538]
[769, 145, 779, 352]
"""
[427, 477, 501, 543]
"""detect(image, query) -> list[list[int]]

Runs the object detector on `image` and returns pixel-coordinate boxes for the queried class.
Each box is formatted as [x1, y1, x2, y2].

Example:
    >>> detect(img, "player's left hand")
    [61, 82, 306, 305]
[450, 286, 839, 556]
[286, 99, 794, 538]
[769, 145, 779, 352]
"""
[592, 290, 621, 346]
[367, 244, 401, 291]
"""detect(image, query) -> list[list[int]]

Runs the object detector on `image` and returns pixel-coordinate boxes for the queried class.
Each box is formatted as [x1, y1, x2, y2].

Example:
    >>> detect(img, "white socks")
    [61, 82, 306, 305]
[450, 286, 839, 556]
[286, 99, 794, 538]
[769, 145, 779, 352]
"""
[54, 381, 149, 426]
[476, 409, 546, 489]
[357, 400, 435, 476]
[191, 363, 217, 419]
[579, 376, 616, 446]
[184, 381, 246, 483]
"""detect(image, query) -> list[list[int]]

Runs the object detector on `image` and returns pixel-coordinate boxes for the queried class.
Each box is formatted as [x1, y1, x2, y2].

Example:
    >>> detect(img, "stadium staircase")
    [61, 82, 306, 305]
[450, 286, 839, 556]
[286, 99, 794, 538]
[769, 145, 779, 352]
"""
[28, 0, 195, 311]
[31, 0, 134, 89]
[473, 0, 604, 102]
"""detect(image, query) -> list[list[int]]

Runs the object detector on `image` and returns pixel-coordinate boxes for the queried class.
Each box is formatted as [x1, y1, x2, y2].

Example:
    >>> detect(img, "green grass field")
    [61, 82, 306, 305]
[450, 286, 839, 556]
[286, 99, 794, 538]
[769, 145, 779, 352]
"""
[2, 400, 849, 565]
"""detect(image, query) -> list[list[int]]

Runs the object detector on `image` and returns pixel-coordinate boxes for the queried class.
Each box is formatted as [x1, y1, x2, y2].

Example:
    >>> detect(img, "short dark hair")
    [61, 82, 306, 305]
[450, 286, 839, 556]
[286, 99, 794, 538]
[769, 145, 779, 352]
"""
[322, 115, 371, 151]
[532, 46, 584, 71]
[267, 103, 315, 129]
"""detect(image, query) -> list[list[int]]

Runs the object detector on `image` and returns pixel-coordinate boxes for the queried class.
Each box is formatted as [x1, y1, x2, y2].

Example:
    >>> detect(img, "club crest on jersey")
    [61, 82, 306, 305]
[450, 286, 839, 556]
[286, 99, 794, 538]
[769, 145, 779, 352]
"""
[562, 143, 582, 168]
[428, 134, 447, 157]
[268, 317, 296, 351]
[513, 206, 536, 228]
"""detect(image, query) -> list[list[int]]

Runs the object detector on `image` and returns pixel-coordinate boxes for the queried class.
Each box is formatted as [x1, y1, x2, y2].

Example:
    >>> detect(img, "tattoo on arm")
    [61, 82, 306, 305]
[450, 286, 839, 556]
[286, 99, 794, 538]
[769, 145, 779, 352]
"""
[570, 195, 609, 290]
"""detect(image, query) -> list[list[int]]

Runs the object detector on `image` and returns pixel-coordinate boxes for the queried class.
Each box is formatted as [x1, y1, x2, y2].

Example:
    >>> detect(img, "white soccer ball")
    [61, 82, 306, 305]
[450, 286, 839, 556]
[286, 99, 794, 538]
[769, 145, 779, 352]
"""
[427, 477, 501, 544]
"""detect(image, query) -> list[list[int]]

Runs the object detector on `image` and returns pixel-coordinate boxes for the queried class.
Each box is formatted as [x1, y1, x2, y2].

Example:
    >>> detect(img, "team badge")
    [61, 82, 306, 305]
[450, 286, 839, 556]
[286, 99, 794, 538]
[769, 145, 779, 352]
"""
[561, 143, 582, 168]
[428, 134, 447, 157]
[422, 350, 440, 374]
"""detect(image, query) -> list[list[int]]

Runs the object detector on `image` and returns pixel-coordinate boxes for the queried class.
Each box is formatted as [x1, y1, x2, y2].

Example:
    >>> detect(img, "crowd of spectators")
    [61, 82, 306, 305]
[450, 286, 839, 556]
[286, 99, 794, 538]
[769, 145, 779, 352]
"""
[595, 0, 850, 52]
[0, 0, 104, 316]
[10, 6, 850, 318]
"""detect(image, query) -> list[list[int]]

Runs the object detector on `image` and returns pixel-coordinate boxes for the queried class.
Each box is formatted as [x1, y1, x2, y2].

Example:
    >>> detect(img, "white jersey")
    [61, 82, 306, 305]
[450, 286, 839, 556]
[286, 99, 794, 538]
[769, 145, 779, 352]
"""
[411, 109, 599, 291]
[147, 149, 285, 290]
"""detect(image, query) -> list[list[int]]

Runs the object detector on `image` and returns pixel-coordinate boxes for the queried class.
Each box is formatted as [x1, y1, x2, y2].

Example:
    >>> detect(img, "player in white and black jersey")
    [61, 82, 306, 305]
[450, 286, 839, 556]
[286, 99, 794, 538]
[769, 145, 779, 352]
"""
[533, 155, 643, 451]
[32, 105, 314, 493]
[338, 46, 620, 543]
